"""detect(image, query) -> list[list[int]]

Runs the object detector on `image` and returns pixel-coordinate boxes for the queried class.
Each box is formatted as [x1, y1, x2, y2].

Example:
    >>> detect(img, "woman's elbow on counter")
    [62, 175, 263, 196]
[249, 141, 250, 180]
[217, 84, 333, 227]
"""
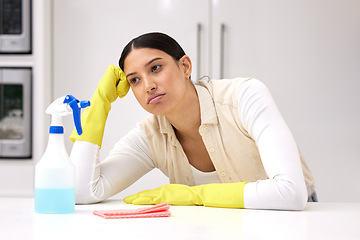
[289, 191, 308, 211]
[75, 193, 101, 205]
[75, 185, 105, 205]
[283, 183, 308, 211]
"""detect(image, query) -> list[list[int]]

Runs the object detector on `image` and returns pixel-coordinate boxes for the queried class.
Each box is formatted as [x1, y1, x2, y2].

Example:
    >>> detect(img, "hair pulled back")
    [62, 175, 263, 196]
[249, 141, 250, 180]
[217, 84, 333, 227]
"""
[119, 32, 186, 70]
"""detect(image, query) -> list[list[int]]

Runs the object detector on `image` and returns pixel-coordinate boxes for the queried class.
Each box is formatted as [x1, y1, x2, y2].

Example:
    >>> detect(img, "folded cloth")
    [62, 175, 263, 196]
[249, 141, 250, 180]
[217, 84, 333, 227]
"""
[93, 203, 171, 219]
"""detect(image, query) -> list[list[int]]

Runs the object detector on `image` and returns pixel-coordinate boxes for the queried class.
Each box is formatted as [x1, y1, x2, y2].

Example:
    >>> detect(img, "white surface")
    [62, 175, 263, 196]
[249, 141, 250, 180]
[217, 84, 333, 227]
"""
[1, 198, 360, 240]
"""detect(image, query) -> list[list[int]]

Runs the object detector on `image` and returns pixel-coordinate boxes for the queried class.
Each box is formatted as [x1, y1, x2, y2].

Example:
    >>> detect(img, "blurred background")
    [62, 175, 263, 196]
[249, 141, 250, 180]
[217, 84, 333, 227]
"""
[0, 0, 359, 202]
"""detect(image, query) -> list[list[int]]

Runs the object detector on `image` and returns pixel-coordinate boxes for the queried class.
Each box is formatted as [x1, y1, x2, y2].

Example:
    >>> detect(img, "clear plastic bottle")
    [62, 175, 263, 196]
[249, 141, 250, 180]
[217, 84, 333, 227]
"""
[34, 125, 76, 214]
[34, 95, 89, 214]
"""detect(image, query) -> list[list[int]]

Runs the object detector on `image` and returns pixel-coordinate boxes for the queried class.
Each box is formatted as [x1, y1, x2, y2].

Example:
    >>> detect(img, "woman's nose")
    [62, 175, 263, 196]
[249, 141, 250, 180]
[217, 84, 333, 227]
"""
[144, 77, 157, 92]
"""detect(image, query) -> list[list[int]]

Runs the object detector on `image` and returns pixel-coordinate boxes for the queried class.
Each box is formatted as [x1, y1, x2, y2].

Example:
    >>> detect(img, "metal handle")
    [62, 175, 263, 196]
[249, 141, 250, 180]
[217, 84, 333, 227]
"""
[196, 23, 202, 81]
[220, 23, 225, 79]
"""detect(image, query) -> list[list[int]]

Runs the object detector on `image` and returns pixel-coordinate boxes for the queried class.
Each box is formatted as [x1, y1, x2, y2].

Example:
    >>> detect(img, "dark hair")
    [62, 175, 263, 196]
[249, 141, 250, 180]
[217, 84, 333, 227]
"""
[119, 32, 186, 70]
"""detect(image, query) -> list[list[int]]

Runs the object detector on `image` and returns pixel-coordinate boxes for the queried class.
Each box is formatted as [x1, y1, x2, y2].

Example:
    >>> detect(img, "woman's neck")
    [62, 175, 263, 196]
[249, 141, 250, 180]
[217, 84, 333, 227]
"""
[165, 84, 201, 138]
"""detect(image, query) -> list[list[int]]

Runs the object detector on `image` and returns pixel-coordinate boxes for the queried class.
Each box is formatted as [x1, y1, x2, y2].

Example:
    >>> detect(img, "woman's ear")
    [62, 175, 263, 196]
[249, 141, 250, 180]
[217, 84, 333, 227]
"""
[179, 55, 192, 79]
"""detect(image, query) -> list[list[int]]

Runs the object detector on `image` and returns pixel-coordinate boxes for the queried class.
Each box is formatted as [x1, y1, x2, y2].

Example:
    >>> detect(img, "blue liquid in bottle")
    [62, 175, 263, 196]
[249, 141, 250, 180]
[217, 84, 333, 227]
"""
[34, 188, 75, 214]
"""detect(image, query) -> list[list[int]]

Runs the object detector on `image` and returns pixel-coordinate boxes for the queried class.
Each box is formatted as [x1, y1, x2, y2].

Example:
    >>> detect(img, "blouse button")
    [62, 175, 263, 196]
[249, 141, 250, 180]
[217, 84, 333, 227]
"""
[200, 125, 207, 133]
[209, 147, 215, 153]
[220, 172, 226, 177]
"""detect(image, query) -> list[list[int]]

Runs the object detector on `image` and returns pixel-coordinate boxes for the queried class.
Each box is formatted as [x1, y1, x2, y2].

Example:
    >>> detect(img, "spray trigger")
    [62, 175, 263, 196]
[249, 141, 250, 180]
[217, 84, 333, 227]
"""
[63, 95, 90, 135]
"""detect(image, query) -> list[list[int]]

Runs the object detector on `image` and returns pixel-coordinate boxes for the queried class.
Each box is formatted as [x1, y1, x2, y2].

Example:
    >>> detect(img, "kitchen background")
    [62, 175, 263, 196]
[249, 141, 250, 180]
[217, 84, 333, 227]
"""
[0, 0, 359, 202]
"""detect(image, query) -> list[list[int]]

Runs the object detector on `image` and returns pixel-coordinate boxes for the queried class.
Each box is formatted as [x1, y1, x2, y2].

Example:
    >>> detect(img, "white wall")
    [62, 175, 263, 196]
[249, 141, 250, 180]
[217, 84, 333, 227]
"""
[212, 0, 360, 202]
[252, 1, 360, 202]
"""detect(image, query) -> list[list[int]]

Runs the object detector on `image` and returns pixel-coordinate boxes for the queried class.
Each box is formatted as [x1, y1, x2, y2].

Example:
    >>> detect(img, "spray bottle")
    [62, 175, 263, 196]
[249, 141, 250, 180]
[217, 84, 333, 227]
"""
[34, 95, 90, 214]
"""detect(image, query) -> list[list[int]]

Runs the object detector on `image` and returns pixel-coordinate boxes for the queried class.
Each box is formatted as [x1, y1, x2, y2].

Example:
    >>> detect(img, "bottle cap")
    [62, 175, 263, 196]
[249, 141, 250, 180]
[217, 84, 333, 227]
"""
[49, 126, 64, 134]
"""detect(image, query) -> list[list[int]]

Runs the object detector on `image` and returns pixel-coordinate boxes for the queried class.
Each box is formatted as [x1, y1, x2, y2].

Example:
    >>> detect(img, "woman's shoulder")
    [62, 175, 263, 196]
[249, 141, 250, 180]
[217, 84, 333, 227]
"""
[197, 76, 252, 87]
[196, 77, 257, 105]
[200, 77, 270, 97]
[197, 77, 254, 96]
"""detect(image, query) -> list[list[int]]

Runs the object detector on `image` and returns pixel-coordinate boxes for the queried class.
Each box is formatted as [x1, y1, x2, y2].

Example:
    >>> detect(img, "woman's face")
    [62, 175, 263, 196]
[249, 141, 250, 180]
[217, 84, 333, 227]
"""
[123, 48, 192, 116]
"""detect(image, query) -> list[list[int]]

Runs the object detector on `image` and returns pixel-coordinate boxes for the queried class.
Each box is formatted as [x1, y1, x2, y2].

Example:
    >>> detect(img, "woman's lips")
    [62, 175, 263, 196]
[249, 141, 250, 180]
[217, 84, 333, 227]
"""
[147, 93, 165, 104]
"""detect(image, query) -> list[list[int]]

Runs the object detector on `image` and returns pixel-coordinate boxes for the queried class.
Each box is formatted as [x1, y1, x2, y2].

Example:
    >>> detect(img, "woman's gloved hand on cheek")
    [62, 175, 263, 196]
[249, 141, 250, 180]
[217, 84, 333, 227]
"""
[69, 64, 129, 147]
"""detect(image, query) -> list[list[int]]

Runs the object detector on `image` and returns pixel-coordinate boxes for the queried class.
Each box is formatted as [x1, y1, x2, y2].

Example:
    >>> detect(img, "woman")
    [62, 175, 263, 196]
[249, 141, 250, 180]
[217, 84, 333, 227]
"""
[70, 32, 317, 210]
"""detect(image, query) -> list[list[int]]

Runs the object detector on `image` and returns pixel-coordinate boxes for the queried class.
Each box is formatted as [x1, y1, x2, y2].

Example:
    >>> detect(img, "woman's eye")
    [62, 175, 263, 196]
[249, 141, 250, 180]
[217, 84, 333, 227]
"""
[151, 65, 161, 72]
[130, 77, 140, 85]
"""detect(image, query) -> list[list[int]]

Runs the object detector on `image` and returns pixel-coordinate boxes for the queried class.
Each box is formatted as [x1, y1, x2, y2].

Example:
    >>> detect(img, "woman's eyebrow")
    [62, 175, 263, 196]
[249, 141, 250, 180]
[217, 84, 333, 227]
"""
[126, 72, 136, 78]
[126, 57, 163, 78]
[145, 57, 162, 67]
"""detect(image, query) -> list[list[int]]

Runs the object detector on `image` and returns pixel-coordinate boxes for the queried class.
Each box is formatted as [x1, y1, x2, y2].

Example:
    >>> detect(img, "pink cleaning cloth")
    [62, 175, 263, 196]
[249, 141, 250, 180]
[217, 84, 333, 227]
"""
[93, 203, 171, 219]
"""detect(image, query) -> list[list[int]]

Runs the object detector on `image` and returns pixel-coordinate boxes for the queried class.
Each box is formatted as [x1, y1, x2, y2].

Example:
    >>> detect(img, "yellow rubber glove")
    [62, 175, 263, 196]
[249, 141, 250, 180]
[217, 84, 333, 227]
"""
[124, 182, 248, 209]
[69, 65, 129, 147]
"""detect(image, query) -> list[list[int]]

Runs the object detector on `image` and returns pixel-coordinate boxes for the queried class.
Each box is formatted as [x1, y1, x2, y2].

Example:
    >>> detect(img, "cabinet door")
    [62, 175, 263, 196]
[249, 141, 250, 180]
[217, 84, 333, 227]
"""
[211, 0, 259, 79]
[211, 0, 309, 80]
[53, 0, 209, 155]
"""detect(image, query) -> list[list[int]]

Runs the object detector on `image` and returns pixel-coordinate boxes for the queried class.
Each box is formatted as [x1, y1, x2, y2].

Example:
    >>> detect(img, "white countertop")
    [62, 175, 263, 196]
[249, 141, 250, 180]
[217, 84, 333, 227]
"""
[1, 198, 359, 240]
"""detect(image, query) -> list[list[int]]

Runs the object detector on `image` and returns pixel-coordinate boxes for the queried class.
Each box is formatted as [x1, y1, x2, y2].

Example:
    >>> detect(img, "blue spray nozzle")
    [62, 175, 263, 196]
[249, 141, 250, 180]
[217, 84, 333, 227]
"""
[63, 95, 90, 135]
[80, 101, 91, 108]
